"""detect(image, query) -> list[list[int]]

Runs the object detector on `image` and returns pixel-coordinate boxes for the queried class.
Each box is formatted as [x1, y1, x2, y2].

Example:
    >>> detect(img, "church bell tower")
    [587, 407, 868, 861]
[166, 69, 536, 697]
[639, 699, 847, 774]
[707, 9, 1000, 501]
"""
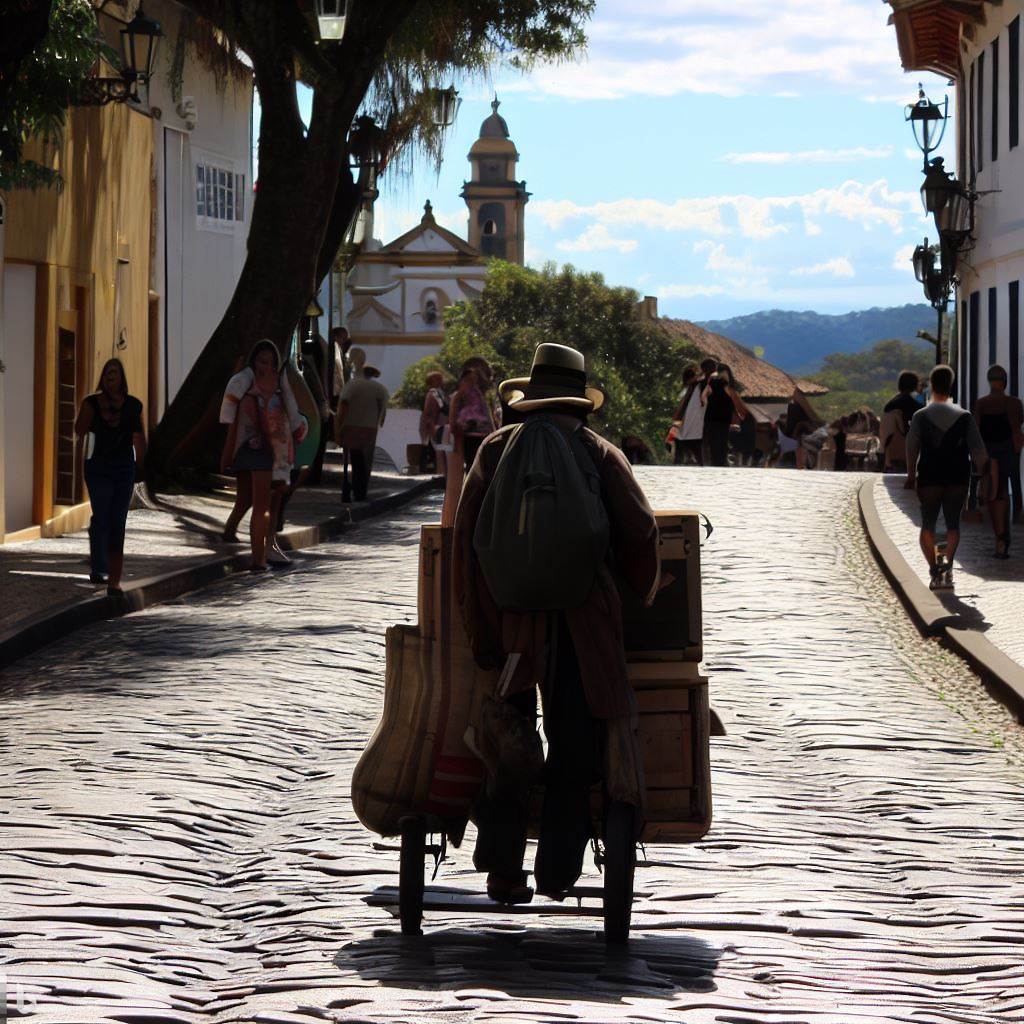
[461, 98, 530, 264]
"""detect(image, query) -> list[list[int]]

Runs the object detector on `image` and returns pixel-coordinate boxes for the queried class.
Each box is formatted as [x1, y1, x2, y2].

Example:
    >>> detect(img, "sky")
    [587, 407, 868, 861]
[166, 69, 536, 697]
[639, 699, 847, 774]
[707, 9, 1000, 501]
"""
[291, 0, 957, 322]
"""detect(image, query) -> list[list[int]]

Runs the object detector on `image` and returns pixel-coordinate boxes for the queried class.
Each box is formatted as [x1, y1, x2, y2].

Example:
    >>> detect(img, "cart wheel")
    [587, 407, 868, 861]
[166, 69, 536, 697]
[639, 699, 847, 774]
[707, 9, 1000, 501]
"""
[399, 815, 426, 936]
[603, 801, 636, 946]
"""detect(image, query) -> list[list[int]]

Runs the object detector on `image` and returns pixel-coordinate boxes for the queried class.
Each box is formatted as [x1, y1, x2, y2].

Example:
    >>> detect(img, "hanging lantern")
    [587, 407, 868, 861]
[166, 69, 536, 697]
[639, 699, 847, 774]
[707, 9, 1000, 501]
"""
[121, 4, 163, 91]
[912, 240, 934, 284]
[905, 83, 948, 168]
[316, 0, 349, 42]
[430, 86, 462, 128]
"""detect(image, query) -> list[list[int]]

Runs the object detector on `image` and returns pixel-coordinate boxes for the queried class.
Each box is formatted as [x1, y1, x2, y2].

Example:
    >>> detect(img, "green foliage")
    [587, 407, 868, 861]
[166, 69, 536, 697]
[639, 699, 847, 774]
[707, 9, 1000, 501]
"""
[0, 0, 117, 191]
[806, 337, 935, 421]
[364, 0, 594, 180]
[394, 260, 699, 460]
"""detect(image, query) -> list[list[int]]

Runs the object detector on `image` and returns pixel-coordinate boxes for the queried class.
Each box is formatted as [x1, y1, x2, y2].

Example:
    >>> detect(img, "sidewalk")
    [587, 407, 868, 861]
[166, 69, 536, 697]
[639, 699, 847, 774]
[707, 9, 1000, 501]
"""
[1, 452, 440, 668]
[863, 474, 1024, 713]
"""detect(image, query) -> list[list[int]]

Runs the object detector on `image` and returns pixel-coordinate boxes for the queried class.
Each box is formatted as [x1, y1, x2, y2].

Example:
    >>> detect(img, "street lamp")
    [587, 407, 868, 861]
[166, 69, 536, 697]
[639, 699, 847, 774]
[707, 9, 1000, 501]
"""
[348, 115, 385, 174]
[905, 83, 948, 170]
[429, 86, 462, 128]
[76, 3, 163, 106]
[316, 0, 349, 42]
[912, 239, 936, 284]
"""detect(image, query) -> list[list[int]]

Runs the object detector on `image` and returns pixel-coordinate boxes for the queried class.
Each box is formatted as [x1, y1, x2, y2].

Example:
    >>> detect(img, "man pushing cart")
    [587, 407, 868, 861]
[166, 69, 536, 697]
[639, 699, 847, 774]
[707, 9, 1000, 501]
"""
[353, 343, 713, 944]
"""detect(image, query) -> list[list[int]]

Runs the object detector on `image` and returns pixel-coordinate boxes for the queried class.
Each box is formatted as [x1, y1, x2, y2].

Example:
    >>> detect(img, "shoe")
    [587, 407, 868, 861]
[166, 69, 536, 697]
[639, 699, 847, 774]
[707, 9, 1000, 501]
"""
[107, 586, 125, 598]
[994, 532, 1011, 560]
[250, 563, 269, 574]
[89, 573, 108, 585]
[942, 567, 954, 590]
[220, 530, 241, 544]
[267, 546, 292, 566]
[486, 872, 534, 905]
[929, 566, 944, 591]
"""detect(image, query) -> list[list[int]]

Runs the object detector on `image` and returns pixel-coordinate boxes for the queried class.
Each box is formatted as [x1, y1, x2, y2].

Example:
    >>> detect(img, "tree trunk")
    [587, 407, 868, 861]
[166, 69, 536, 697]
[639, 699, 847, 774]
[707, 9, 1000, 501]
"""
[147, 0, 416, 484]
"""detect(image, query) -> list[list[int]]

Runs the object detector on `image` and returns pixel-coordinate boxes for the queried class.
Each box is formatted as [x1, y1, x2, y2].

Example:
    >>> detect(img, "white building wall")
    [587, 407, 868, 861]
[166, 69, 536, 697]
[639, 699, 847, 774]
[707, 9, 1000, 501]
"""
[148, 0, 253, 412]
[959, 1, 1024, 406]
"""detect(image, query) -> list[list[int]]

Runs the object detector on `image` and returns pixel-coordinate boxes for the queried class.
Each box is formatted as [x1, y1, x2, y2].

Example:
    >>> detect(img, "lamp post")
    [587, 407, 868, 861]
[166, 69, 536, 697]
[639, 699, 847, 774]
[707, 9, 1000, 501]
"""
[77, 4, 163, 106]
[906, 84, 974, 365]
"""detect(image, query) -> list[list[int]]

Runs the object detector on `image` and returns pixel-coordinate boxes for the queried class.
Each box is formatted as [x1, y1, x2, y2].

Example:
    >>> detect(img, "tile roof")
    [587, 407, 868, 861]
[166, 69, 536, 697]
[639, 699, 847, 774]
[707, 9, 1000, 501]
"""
[659, 318, 829, 402]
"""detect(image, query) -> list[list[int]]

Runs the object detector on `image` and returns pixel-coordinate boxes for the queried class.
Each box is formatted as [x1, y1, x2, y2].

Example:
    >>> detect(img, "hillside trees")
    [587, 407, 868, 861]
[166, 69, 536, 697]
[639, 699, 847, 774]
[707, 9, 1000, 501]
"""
[395, 260, 698, 456]
[807, 338, 934, 420]
[145, 0, 593, 482]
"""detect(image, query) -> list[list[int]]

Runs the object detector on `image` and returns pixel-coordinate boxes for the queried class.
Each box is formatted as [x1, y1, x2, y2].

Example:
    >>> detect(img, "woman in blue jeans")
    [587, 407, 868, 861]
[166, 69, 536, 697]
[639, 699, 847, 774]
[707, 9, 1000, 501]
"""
[75, 359, 146, 595]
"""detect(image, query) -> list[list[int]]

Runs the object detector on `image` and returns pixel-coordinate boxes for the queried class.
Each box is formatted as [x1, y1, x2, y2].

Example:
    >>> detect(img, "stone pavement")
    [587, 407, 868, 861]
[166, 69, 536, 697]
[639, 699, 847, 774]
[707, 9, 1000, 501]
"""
[1, 468, 1023, 1023]
[0, 453, 420, 635]
[871, 475, 1024, 670]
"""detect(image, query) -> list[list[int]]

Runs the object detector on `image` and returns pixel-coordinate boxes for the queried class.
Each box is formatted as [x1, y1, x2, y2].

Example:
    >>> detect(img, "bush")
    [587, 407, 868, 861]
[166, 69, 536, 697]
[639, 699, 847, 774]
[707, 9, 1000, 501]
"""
[395, 260, 698, 459]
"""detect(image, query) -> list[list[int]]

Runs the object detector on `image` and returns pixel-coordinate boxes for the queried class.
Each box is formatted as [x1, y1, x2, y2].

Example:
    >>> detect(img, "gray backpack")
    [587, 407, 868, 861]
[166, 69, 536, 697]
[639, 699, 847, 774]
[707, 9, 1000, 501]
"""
[472, 417, 610, 611]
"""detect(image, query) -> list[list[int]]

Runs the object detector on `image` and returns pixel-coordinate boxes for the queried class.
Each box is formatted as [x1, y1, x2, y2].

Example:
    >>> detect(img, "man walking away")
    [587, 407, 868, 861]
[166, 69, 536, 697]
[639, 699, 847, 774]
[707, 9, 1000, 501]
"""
[454, 343, 660, 906]
[905, 364, 994, 590]
[334, 348, 389, 502]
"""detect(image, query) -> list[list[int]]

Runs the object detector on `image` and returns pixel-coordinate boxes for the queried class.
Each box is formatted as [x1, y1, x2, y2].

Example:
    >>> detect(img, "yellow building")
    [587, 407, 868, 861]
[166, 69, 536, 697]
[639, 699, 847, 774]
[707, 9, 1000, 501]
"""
[0, 0, 254, 542]
[0, 101, 155, 541]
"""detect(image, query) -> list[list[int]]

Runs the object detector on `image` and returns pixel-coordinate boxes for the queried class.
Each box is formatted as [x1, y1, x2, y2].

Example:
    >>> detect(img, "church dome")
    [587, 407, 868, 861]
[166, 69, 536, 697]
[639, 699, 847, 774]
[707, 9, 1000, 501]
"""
[479, 97, 510, 139]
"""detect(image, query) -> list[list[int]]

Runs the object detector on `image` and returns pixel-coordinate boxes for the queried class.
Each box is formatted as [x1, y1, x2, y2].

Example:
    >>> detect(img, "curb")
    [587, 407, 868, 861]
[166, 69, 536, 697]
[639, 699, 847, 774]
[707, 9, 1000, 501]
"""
[0, 476, 442, 672]
[858, 478, 1024, 721]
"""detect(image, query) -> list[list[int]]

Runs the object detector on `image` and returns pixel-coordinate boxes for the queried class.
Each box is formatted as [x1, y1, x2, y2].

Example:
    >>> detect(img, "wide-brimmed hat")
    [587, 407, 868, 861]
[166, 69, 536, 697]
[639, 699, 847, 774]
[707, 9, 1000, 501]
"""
[501, 343, 604, 413]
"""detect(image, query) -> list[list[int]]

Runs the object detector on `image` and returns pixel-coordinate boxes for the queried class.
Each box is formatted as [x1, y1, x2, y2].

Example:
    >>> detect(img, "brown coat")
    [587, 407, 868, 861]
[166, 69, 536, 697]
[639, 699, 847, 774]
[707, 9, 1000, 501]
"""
[453, 417, 661, 721]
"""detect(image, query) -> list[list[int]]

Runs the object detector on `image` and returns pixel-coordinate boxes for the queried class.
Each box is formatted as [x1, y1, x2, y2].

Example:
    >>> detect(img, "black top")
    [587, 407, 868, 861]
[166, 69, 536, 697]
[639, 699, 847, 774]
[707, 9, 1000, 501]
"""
[704, 378, 734, 424]
[87, 393, 143, 463]
[884, 392, 922, 423]
[784, 401, 811, 437]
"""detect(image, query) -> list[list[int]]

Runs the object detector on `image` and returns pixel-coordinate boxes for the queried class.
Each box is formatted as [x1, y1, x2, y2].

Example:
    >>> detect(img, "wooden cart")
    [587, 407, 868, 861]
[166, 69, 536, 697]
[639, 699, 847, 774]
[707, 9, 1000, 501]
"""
[353, 512, 712, 944]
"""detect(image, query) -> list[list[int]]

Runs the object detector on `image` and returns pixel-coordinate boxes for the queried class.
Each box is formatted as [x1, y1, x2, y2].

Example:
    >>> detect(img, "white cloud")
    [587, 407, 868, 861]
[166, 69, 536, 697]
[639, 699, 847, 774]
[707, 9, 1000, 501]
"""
[721, 145, 894, 165]
[532, 180, 918, 242]
[694, 240, 756, 275]
[556, 223, 638, 254]
[492, 0, 940, 102]
[893, 243, 916, 273]
[658, 283, 727, 299]
[790, 257, 855, 278]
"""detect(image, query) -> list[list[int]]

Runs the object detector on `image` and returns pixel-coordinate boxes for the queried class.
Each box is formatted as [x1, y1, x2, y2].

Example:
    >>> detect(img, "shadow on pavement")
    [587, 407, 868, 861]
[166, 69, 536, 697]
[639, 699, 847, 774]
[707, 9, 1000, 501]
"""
[335, 926, 720, 1002]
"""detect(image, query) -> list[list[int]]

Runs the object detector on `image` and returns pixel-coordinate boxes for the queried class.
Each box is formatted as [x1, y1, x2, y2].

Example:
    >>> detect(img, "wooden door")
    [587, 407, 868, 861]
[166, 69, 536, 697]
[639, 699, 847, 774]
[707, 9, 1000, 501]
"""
[54, 316, 80, 506]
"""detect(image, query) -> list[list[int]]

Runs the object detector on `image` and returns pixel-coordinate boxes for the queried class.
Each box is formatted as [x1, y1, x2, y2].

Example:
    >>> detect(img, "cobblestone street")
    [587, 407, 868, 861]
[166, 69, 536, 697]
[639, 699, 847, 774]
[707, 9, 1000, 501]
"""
[2, 467, 1023, 1023]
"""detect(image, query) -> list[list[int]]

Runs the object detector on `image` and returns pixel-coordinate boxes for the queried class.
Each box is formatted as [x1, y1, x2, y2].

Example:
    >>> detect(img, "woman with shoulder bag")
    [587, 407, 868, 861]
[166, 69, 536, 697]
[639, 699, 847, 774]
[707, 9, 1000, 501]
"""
[220, 340, 308, 572]
[74, 358, 146, 596]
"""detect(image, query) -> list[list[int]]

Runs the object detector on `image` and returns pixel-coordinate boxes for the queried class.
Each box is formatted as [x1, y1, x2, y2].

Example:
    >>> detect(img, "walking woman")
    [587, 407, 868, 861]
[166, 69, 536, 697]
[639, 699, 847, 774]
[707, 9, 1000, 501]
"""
[702, 363, 748, 467]
[220, 341, 307, 572]
[419, 370, 448, 475]
[442, 358, 496, 525]
[74, 358, 146, 596]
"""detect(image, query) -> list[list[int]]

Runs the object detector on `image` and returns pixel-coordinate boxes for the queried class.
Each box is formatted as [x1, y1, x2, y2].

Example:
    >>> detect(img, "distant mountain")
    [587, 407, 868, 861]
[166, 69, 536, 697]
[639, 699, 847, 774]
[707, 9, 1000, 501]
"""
[697, 304, 935, 373]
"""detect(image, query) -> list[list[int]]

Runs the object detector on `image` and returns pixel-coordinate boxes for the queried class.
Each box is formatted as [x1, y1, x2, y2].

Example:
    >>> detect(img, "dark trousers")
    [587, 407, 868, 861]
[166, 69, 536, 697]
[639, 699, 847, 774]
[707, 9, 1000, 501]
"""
[706, 421, 730, 466]
[84, 458, 135, 577]
[348, 445, 374, 502]
[474, 616, 601, 893]
[1011, 450, 1023, 521]
[674, 439, 703, 466]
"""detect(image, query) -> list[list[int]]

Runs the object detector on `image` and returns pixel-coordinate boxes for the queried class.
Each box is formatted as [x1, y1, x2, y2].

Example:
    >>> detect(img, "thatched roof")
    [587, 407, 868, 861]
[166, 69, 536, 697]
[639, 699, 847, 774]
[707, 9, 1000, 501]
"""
[660, 318, 828, 402]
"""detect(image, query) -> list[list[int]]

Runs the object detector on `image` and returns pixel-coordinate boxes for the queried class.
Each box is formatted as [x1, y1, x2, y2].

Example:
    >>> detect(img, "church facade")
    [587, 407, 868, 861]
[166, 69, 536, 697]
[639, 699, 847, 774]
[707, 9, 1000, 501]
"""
[344, 100, 529, 392]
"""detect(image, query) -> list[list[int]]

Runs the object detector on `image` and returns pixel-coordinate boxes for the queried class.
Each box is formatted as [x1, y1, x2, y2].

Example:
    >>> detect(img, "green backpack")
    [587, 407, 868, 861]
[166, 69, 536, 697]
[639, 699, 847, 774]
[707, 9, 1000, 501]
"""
[472, 416, 610, 611]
